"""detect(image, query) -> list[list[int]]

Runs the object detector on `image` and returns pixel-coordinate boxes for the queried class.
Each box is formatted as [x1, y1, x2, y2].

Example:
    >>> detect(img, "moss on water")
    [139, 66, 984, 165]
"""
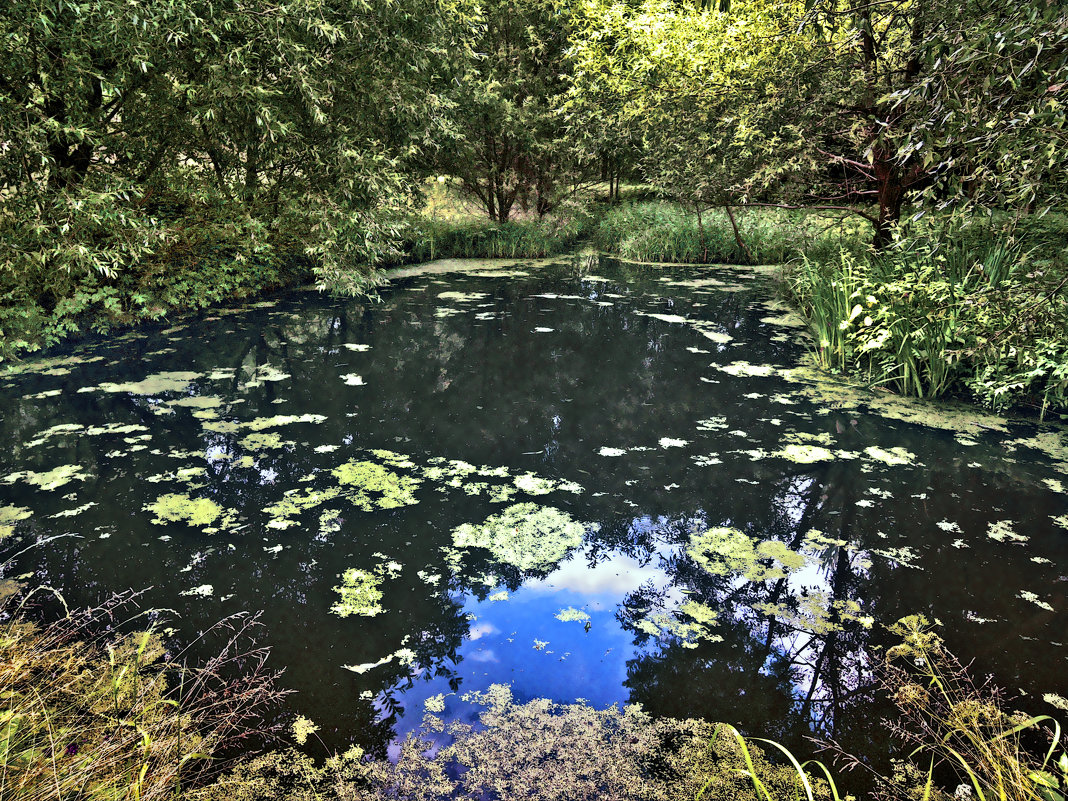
[451, 503, 586, 572]
[333, 460, 421, 510]
[144, 493, 225, 529]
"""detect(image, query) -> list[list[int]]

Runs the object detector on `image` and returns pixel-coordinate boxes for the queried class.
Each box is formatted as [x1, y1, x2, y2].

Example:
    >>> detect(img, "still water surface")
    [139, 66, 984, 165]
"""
[1, 255, 1066, 763]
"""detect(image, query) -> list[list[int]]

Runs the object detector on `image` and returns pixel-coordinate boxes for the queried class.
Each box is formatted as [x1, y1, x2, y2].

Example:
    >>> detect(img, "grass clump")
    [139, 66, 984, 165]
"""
[0, 589, 283, 801]
[401, 213, 590, 262]
[593, 202, 840, 265]
[822, 615, 1068, 801]
[787, 217, 1068, 414]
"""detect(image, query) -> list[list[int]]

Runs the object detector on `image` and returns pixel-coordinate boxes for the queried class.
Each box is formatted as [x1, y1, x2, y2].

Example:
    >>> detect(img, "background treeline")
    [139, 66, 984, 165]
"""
[2, 0, 1067, 409]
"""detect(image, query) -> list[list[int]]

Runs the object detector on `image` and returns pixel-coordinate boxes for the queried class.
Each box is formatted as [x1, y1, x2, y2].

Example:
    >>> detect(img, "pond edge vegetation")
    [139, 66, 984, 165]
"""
[3, 587, 1065, 801]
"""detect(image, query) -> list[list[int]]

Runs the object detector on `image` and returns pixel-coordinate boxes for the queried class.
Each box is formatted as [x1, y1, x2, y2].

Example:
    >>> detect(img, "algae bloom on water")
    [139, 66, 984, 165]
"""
[451, 503, 587, 572]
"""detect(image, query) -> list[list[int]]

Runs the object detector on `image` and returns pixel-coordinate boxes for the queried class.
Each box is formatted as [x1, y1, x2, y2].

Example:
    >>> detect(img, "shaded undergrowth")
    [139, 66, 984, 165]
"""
[0, 588, 285, 801]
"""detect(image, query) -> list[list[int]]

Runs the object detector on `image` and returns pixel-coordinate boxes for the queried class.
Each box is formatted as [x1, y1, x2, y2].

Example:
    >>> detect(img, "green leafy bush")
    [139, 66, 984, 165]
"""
[787, 219, 1068, 414]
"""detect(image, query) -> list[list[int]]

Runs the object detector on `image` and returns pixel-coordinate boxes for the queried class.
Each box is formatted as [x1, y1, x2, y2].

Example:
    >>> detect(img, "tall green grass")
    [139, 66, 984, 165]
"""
[402, 214, 590, 262]
[0, 590, 283, 801]
[593, 202, 839, 265]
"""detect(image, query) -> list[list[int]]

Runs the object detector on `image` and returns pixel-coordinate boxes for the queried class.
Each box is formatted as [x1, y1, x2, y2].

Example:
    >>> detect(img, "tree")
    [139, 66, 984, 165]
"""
[438, 0, 586, 221]
[0, 0, 458, 309]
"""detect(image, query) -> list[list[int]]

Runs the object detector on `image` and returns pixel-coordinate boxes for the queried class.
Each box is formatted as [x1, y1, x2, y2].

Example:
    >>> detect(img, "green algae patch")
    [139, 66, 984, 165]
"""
[97, 371, 203, 395]
[331, 559, 402, 618]
[265, 488, 341, 529]
[239, 432, 287, 450]
[770, 443, 836, 463]
[1018, 590, 1054, 612]
[755, 594, 874, 635]
[3, 464, 89, 491]
[555, 607, 591, 624]
[333, 460, 421, 510]
[634, 602, 721, 647]
[0, 504, 32, 539]
[145, 493, 226, 529]
[687, 527, 807, 582]
[332, 569, 385, 617]
[715, 361, 777, 378]
[987, 520, 1028, 544]
[451, 503, 586, 572]
[863, 445, 917, 466]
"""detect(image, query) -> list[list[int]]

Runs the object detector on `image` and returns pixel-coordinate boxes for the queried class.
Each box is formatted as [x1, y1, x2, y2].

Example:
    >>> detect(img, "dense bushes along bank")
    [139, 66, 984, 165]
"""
[787, 215, 1068, 415]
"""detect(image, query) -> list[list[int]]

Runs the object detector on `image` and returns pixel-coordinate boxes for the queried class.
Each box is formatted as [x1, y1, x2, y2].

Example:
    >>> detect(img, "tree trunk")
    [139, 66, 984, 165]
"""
[724, 204, 754, 264]
[873, 151, 904, 250]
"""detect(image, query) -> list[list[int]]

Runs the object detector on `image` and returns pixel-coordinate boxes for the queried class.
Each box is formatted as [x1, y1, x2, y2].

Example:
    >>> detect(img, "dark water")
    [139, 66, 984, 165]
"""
[1, 255, 1066, 766]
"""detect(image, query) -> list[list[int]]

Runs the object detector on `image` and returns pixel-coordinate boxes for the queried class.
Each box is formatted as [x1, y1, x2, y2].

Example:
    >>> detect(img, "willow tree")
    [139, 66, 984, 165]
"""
[0, 0, 458, 310]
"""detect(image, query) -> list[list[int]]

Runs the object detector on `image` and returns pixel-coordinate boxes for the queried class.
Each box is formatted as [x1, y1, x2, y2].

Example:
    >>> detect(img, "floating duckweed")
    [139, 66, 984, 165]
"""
[244, 364, 290, 387]
[487, 485, 518, 503]
[716, 362, 776, 378]
[0, 504, 32, 539]
[696, 417, 728, 431]
[555, 607, 591, 623]
[265, 488, 341, 529]
[658, 437, 688, 449]
[635, 603, 721, 647]
[98, 371, 203, 395]
[770, 444, 835, 463]
[370, 450, 416, 469]
[438, 291, 489, 302]
[332, 569, 385, 617]
[513, 473, 556, 495]
[987, 520, 1028, 544]
[863, 445, 917, 466]
[424, 694, 446, 714]
[3, 464, 89, 491]
[936, 520, 962, 533]
[451, 503, 586, 572]
[332, 460, 421, 510]
[1045, 693, 1068, 711]
[688, 453, 721, 467]
[49, 502, 96, 518]
[342, 647, 416, 674]
[145, 493, 224, 528]
[755, 594, 873, 635]
[239, 432, 286, 450]
[167, 396, 225, 409]
[687, 528, 807, 582]
[1018, 590, 1054, 612]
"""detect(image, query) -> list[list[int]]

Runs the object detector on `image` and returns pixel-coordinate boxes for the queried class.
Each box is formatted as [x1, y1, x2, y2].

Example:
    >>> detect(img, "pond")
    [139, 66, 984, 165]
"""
[1, 254, 1066, 767]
